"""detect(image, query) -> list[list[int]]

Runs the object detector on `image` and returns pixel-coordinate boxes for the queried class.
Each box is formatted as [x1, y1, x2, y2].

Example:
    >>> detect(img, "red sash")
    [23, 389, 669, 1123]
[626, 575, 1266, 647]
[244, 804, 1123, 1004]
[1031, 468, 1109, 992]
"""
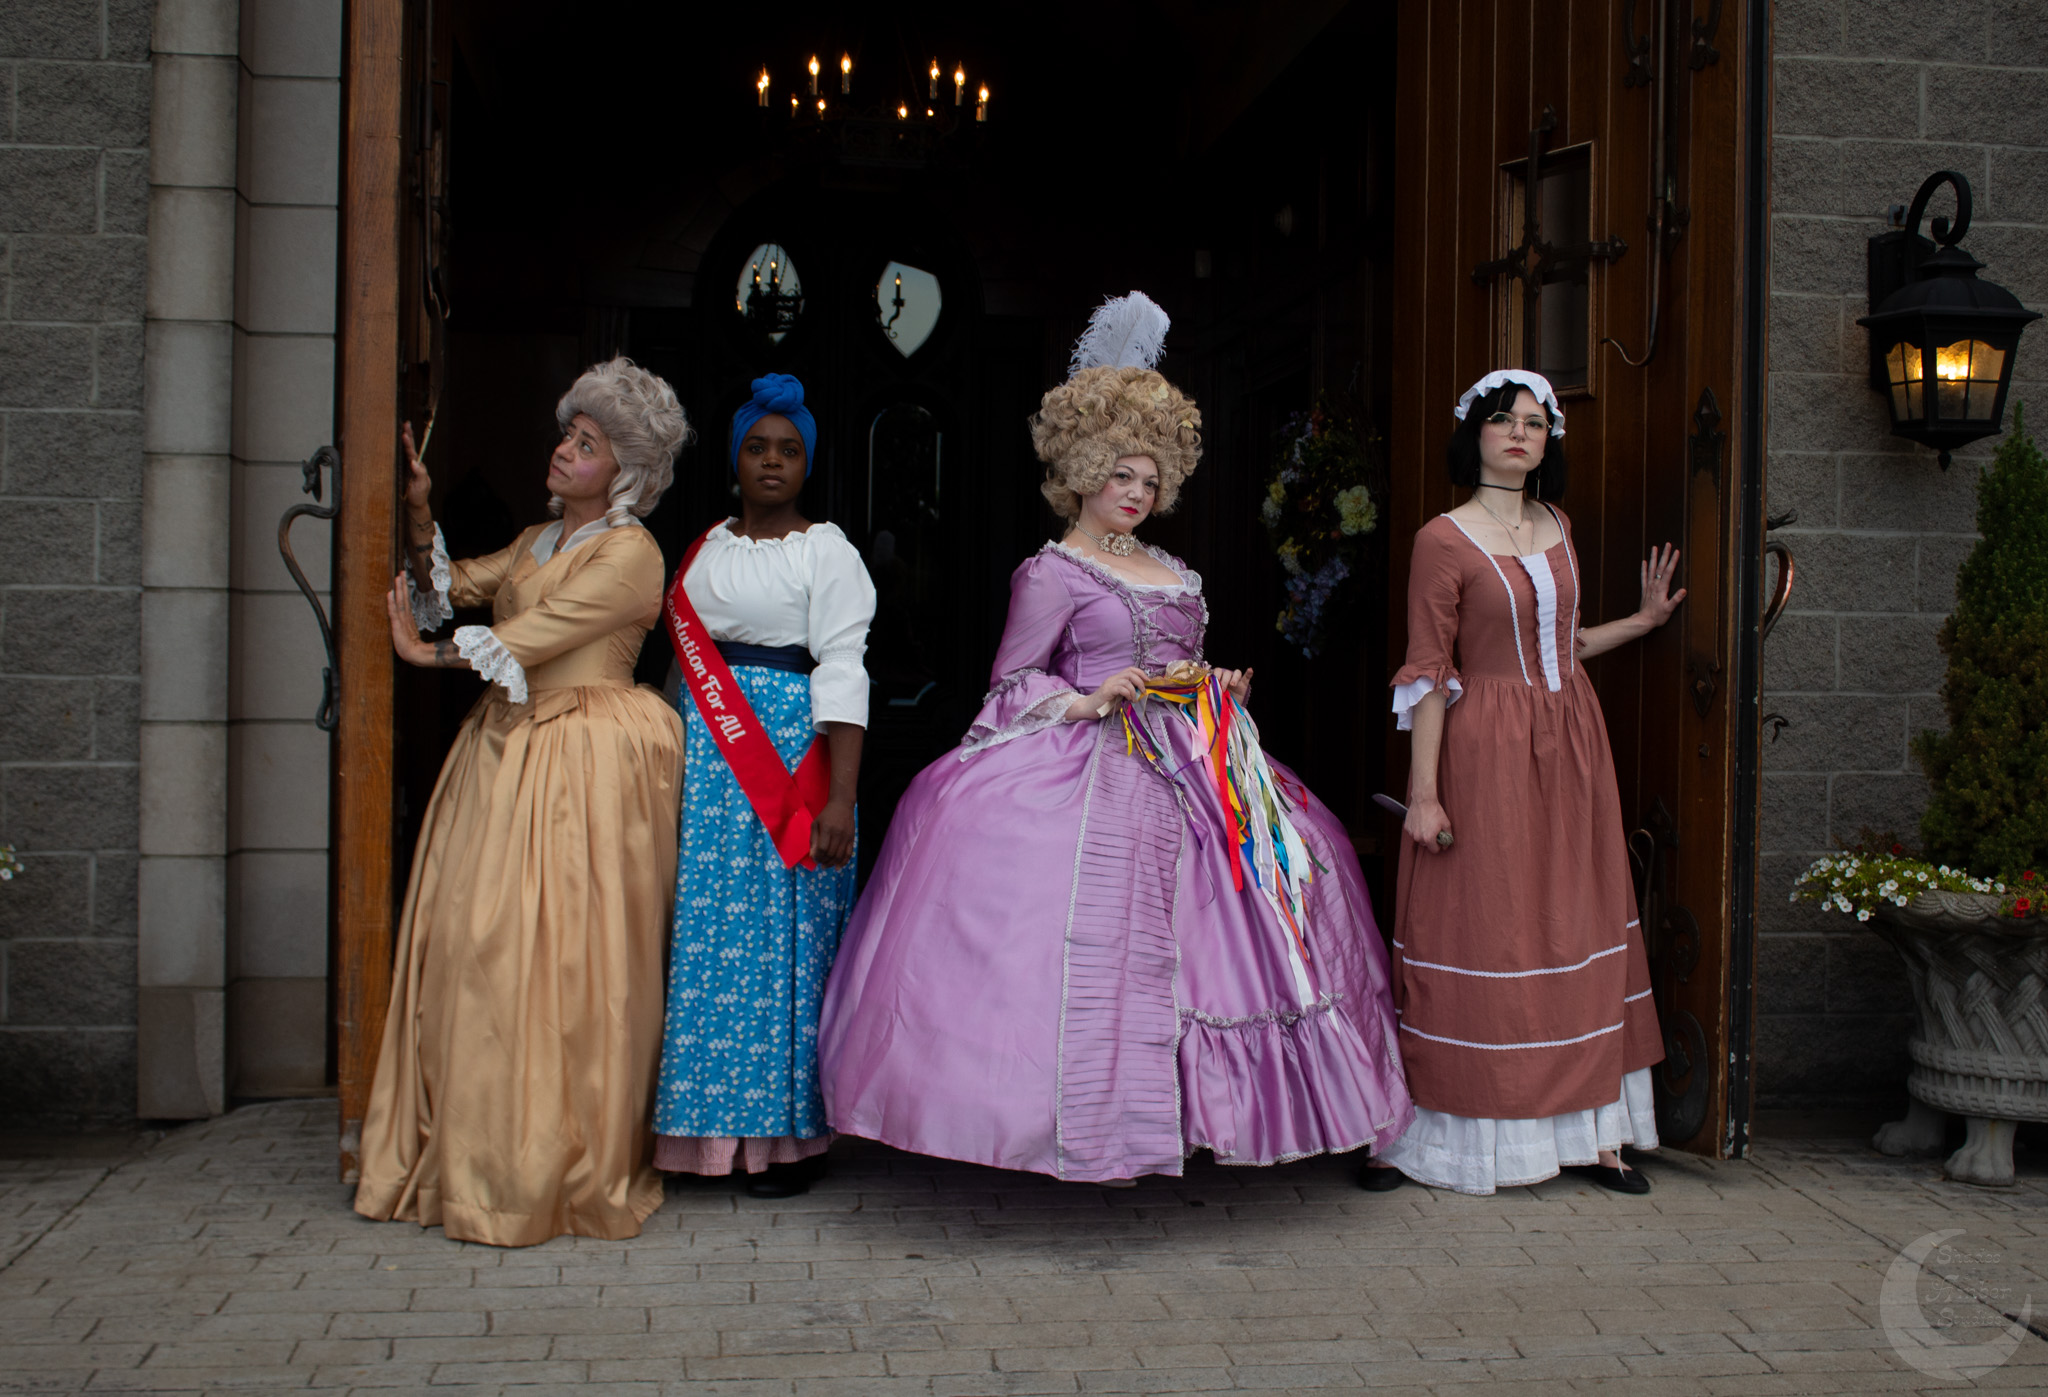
[665, 525, 832, 870]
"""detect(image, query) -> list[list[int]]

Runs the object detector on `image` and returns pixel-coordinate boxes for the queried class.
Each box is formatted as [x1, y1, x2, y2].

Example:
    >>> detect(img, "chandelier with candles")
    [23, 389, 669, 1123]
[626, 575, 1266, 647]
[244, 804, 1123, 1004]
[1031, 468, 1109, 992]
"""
[752, 51, 991, 157]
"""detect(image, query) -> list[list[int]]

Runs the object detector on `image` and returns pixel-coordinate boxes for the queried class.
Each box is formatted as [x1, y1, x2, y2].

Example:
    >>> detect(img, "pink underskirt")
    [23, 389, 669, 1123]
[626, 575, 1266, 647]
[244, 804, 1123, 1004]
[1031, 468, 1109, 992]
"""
[654, 1134, 832, 1175]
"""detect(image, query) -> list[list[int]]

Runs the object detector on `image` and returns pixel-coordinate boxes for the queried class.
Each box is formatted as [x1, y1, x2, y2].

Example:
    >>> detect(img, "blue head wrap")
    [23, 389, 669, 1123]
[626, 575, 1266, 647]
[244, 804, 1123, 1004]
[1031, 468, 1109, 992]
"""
[729, 373, 817, 477]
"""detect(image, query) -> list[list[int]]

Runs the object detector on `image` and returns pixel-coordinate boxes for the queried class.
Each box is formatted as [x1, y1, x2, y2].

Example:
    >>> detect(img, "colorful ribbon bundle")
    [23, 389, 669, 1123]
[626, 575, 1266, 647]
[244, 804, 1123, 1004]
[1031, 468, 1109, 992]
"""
[1120, 665, 1321, 1008]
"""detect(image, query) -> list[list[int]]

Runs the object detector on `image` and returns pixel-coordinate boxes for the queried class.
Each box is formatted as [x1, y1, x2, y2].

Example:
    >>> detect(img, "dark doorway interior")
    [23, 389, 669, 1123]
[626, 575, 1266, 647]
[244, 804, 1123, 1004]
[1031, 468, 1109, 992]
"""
[398, 1, 1402, 908]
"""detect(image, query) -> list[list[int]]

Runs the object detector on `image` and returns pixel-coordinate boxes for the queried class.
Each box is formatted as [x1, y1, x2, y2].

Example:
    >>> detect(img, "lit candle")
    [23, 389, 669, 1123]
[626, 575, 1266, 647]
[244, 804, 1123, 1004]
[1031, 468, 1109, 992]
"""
[808, 55, 819, 96]
[929, 60, 940, 100]
[976, 84, 989, 122]
[840, 53, 852, 95]
[756, 69, 770, 107]
[954, 67, 966, 105]
[789, 94, 798, 114]
[817, 98, 826, 115]
[897, 103, 908, 120]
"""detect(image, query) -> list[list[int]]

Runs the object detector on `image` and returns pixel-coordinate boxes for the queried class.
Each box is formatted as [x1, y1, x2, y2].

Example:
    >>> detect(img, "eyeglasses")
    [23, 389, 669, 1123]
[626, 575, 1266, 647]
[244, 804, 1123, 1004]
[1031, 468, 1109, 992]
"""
[1483, 412, 1551, 436]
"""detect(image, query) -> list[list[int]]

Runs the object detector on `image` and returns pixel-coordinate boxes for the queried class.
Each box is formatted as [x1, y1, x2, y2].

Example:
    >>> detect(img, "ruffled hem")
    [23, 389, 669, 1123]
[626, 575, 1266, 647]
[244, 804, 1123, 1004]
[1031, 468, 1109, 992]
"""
[1178, 996, 1416, 1167]
[655, 1133, 831, 1175]
[1375, 1067, 1658, 1195]
[1389, 671, 1464, 732]
[453, 624, 528, 705]
[409, 524, 455, 631]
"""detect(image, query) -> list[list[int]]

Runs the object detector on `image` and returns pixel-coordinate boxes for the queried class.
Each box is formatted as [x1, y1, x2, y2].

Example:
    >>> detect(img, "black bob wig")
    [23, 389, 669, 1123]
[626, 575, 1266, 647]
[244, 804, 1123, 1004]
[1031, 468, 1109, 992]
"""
[1445, 381, 1569, 500]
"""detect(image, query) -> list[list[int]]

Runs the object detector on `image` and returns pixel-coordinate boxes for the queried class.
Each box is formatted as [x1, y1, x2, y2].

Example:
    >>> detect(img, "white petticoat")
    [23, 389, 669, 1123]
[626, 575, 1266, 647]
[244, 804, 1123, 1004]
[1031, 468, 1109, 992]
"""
[1375, 1067, 1658, 1195]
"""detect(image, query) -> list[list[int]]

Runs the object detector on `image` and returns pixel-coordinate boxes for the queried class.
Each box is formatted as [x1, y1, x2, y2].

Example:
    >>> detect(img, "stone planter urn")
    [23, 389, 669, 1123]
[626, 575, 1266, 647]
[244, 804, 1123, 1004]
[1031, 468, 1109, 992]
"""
[1866, 890, 2048, 1186]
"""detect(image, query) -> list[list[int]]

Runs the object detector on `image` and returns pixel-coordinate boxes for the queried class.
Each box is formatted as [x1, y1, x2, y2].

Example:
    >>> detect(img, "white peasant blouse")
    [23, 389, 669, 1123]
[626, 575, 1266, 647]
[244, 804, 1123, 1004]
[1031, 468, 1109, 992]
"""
[684, 520, 876, 731]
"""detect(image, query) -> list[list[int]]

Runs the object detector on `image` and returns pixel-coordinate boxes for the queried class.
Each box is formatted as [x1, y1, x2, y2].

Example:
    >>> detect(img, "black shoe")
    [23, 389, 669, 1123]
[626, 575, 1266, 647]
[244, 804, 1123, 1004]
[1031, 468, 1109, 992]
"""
[744, 1164, 812, 1198]
[1357, 1164, 1405, 1192]
[1571, 1162, 1651, 1195]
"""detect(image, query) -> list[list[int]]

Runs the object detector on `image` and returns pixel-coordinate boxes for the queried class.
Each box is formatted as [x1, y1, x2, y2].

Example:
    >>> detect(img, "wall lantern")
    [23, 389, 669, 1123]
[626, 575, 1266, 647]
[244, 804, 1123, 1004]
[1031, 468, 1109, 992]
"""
[1858, 171, 2040, 468]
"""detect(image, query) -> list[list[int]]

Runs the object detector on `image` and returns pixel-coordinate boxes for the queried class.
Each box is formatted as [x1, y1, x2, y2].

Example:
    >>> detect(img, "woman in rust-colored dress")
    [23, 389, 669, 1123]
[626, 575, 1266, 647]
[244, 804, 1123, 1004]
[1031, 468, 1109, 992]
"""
[1371, 369, 1683, 1197]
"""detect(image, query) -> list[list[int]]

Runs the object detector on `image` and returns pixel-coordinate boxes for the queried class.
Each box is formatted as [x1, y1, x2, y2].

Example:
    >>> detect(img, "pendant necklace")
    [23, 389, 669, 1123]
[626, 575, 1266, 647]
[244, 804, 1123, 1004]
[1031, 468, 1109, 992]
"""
[1474, 492, 1531, 556]
[1075, 523, 1139, 558]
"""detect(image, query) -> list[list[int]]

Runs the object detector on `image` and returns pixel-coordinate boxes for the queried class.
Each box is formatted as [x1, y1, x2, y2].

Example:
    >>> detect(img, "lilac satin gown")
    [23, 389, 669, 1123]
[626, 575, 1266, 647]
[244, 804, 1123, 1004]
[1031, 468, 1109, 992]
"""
[818, 544, 1414, 1181]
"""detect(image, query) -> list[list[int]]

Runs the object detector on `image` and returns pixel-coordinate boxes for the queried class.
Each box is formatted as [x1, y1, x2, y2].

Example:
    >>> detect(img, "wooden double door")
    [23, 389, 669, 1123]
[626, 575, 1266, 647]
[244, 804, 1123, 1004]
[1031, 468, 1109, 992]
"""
[1387, 0, 1768, 1156]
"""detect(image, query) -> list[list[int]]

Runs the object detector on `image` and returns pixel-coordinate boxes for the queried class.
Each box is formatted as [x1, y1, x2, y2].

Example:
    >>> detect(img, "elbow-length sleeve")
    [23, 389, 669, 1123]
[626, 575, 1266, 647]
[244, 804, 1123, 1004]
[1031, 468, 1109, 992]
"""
[407, 528, 529, 632]
[1390, 523, 1466, 732]
[451, 529, 664, 705]
[961, 554, 1080, 757]
[806, 533, 878, 731]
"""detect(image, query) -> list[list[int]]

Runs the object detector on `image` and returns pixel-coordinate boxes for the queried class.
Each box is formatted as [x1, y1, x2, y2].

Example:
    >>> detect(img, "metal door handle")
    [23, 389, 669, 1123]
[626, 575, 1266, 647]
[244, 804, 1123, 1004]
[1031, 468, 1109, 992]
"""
[1761, 540, 1794, 642]
[279, 446, 341, 732]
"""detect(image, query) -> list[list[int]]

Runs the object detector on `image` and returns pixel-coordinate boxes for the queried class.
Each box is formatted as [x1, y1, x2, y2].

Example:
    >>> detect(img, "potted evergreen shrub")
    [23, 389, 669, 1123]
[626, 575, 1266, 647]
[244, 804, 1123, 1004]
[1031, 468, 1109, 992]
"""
[1794, 412, 2048, 1185]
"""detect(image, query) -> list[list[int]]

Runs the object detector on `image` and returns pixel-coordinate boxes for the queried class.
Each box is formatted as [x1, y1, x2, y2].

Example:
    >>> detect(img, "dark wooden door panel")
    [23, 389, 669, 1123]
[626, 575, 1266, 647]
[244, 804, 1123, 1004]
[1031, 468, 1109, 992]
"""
[1391, 0, 1759, 1156]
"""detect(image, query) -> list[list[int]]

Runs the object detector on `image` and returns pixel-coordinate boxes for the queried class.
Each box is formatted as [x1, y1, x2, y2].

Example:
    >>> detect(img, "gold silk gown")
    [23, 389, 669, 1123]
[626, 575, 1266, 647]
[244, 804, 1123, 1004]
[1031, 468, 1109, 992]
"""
[354, 522, 684, 1246]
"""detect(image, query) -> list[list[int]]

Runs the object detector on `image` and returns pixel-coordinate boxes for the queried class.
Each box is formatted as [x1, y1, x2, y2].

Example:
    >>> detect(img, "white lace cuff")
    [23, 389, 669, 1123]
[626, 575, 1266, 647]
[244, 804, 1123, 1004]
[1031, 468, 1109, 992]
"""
[453, 624, 528, 704]
[960, 687, 1077, 758]
[1392, 676, 1463, 732]
[409, 524, 454, 631]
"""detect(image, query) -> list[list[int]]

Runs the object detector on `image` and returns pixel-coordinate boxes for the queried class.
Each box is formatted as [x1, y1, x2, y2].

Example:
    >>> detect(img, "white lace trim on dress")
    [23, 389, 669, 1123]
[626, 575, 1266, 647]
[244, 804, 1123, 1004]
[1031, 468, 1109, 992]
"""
[1391, 675, 1464, 732]
[453, 624, 528, 704]
[1376, 1067, 1658, 1195]
[960, 671, 1078, 758]
[409, 524, 454, 631]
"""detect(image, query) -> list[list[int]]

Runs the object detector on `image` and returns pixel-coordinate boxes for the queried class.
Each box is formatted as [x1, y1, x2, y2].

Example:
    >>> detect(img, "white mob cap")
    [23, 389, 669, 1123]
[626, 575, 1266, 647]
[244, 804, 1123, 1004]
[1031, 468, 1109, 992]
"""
[1453, 369, 1566, 438]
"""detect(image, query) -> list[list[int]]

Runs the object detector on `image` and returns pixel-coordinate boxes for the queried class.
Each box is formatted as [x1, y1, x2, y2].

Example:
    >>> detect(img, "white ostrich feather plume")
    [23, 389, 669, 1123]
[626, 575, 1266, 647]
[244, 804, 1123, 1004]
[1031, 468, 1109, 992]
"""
[1068, 290, 1170, 375]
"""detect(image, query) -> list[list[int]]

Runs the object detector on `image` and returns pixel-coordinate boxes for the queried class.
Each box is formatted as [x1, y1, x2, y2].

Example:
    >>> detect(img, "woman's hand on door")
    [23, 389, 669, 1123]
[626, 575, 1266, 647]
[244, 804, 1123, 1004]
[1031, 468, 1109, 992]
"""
[1577, 544, 1686, 660]
[385, 575, 464, 669]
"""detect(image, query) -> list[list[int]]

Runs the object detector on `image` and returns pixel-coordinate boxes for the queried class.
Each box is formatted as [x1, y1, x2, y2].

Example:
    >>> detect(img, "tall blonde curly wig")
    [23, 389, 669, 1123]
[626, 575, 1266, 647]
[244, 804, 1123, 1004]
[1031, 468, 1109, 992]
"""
[1031, 366, 1202, 521]
[553, 357, 693, 526]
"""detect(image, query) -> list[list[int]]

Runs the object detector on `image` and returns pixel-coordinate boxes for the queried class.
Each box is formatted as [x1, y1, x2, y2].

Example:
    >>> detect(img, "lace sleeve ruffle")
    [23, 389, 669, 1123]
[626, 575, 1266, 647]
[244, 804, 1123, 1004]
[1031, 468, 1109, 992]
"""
[454, 624, 528, 705]
[408, 524, 455, 631]
[1389, 672, 1463, 732]
[960, 668, 1078, 758]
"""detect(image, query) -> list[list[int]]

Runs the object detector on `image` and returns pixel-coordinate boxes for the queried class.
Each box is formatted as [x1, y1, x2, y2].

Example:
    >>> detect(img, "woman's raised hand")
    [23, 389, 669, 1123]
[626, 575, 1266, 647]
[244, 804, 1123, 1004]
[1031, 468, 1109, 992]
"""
[401, 421, 432, 517]
[1069, 665, 1149, 722]
[386, 574, 430, 666]
[1638, 543, 1686, 628]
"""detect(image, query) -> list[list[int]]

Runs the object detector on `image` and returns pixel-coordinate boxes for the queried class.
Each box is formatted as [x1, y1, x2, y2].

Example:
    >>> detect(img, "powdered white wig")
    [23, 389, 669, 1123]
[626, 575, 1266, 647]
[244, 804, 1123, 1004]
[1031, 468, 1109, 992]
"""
[552, 357, 693, 526]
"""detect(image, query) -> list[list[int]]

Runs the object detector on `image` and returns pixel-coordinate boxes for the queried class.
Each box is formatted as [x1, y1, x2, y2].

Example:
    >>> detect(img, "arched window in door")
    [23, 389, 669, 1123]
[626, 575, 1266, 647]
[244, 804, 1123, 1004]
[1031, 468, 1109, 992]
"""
[873, 261, 941, 357]
[735, 242, 804, 342]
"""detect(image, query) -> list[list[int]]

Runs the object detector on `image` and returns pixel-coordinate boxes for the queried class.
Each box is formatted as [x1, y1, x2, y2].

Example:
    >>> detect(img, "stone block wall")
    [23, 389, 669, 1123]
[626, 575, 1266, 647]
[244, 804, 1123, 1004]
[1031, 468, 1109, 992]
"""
[0, 0, 151, 1126]
[1761, 0, 2048, 1105]
[226, 0, 338, 1098]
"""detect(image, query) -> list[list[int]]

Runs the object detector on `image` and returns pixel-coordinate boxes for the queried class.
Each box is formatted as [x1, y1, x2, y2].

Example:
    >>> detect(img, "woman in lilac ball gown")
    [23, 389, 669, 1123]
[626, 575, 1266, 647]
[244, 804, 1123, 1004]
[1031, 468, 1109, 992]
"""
[818, 294, 1413, 1183]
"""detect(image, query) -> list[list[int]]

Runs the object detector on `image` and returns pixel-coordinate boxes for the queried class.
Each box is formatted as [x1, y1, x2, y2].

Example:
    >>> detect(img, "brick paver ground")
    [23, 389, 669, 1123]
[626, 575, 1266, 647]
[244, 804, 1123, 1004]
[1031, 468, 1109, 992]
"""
[3, 1101, 2045, 1395]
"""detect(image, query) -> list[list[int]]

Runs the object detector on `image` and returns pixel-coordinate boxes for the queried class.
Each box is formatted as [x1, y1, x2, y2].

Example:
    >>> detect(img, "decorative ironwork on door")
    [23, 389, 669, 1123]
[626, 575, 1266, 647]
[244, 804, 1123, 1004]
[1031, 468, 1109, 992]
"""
[1471, 104, 1628, 386]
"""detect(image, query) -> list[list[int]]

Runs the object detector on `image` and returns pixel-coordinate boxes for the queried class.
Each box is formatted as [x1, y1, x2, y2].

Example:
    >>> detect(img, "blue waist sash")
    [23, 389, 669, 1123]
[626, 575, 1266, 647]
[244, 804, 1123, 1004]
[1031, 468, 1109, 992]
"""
[715, 641, 816, 675]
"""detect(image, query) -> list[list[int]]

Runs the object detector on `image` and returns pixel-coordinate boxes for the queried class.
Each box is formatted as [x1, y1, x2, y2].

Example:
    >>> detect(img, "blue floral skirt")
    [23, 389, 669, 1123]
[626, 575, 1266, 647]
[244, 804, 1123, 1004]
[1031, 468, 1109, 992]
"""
[654, 667, 857, 1145]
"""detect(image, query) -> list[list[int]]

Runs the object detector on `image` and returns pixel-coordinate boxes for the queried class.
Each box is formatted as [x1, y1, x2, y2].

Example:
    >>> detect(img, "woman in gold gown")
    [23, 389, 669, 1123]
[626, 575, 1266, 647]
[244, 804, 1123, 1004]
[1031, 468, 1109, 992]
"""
[353, 358, 692, 1246]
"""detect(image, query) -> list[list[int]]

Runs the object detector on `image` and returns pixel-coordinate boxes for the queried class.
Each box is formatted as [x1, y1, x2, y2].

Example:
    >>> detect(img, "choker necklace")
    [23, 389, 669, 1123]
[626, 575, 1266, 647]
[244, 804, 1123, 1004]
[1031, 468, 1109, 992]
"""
[1475, 482, 1525, 491]
[1075, 524, 1138, 558]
